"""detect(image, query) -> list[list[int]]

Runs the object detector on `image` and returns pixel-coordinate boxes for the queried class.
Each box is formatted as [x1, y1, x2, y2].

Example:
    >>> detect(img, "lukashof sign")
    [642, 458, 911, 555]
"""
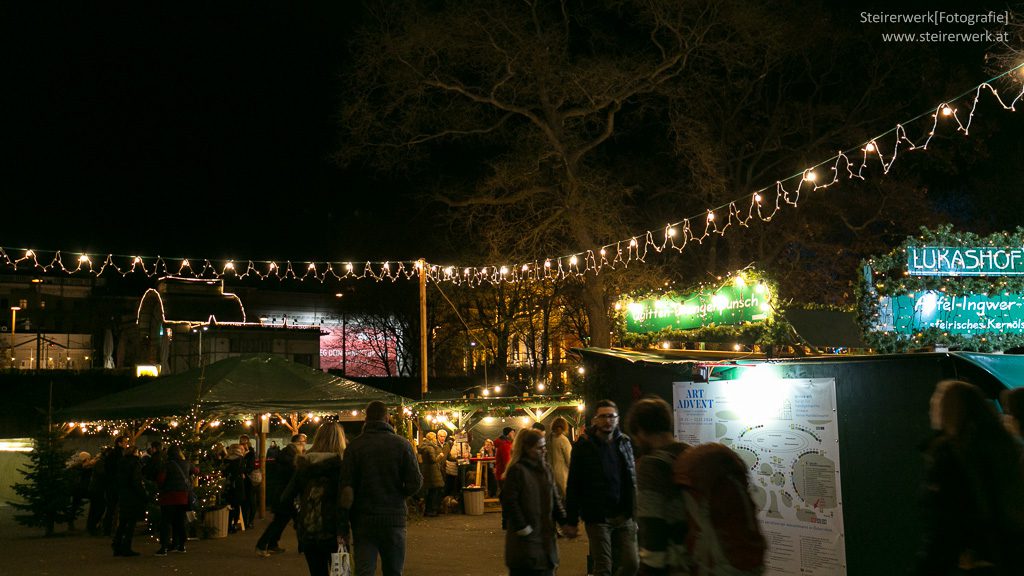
[623, 284, 771, 333]
[906, 246, 1024, 276]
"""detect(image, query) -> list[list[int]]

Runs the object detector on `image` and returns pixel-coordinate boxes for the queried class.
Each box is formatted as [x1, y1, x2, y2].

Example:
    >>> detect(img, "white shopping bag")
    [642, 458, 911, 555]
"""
[330, 545, 351, 576]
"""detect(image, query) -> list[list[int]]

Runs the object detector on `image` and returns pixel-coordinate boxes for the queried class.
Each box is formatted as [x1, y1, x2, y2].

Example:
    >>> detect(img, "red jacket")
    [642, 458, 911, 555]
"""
[494, 435, 513, 480]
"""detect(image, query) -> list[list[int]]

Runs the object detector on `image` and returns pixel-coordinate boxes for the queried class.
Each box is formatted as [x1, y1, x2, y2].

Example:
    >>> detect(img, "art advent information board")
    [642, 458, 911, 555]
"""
[673, 377, 846, 576]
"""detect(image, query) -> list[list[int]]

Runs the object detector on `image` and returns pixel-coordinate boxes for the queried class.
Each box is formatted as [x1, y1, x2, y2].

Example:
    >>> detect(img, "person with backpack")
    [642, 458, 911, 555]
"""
[673, 443, 766, 576]
[564, 399, 637, 576]
[280, 423, 347, 576]
[626, 397, 691, 576]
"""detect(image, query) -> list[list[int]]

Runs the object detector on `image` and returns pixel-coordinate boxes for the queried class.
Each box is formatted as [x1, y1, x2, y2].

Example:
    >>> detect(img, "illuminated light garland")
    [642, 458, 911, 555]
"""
[2, 66, 1022, 287]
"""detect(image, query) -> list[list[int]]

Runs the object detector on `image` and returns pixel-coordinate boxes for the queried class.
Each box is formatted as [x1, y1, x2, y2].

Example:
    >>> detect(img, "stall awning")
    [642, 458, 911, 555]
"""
[59, 354, 413, 421]
[784, 309, 867, 349]
[952, 352, 1024, 389]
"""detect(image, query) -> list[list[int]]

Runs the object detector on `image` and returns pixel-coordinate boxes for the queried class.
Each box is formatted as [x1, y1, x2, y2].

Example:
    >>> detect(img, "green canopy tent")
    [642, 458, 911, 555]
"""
[59, 354, 412, 421]
[58, 354, 413, 518]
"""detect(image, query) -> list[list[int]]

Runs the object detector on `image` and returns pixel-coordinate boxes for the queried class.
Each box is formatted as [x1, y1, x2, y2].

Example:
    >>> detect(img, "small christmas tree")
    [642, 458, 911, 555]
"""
[7, 427, 79, 536]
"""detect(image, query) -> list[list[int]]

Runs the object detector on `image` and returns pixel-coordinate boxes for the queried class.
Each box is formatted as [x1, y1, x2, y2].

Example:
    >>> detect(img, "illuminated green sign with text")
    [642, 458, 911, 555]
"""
[907, 246, 1024, 276]
[624, 284, 772, 333]
[873, 291, 1024, 335]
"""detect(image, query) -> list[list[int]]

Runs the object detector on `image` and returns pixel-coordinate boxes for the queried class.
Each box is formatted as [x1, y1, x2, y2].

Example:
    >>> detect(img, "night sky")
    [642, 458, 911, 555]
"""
[2, 1, 1022, 268]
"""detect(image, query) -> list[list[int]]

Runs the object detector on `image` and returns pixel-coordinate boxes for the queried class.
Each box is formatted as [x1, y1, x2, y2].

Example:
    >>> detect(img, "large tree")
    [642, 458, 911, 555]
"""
[339, 0, 961, 343]
[341, 0, 738, 347]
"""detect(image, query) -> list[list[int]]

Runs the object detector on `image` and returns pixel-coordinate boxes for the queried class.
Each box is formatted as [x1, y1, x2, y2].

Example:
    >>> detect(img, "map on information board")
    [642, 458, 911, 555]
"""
[673, 377, 846, 576]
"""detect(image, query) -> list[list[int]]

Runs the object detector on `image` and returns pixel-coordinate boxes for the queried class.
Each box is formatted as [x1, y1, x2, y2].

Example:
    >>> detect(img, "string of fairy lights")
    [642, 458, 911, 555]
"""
[61, 398, 586, 439]
[2, 64, 1022, 287]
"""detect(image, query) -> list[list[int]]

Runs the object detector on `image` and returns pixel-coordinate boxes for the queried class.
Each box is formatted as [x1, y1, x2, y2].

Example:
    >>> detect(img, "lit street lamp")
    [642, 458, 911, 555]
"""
[9, 306, 20, 368]
[192, 325, 209, 369]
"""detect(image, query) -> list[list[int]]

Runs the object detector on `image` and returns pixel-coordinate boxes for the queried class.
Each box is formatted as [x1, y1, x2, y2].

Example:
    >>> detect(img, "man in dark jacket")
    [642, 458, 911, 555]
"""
[101, 436, 130, 536]
[111, 445, 148, 557]
[256, 433, 306, 555]
[565, 399, 639, 576]
[341, 401, 423, 576]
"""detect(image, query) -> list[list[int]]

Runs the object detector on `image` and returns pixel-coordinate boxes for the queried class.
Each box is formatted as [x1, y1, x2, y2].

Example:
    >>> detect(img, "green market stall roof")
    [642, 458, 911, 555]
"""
[59, 354, 413, 421]
[576, 347, 1022, 401]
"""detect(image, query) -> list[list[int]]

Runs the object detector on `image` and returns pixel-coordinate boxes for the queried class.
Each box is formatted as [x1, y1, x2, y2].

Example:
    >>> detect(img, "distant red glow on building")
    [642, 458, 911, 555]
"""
[319, 323, 398, 376]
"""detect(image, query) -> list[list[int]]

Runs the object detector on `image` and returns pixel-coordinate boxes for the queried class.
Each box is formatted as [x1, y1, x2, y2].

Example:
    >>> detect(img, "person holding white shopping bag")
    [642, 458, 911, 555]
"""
[280, 423, 348, 576]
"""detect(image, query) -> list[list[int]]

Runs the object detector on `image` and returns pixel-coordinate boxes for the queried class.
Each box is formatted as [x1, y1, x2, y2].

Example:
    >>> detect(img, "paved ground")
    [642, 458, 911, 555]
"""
[0, 505, 590, 576]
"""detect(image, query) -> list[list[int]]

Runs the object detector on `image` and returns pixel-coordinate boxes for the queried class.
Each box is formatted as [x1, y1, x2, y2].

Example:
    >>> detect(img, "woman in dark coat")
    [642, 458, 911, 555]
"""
[223, 444, 247, 533]
[418, 432, 444, 516]
[916, 380, 1024, 575]
[155, 446, 195, 555]
[501, 428, 573, 576]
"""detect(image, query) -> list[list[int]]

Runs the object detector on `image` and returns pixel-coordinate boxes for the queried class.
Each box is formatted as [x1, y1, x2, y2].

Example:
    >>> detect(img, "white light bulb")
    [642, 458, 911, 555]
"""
[804, 170, 817, 182]
[941, 105, 953, 116]
[569, 255, 578, 265]
[667, 227, 676, 237]
[753, 193, 762, 203]
[865, 142, 876, 152]
[707, 212, 715, 221]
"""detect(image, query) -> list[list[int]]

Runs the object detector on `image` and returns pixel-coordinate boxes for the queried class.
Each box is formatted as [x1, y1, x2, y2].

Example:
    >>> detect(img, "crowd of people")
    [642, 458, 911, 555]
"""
[64, 433, 268, 556]
[492, 383, 1024, 576]
[59, 382, 1024, 576]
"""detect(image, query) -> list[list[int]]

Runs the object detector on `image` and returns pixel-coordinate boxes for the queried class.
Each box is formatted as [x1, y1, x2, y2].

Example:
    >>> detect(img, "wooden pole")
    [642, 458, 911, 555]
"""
[418, 258, 428, 396]
[259, 426, 267, 519]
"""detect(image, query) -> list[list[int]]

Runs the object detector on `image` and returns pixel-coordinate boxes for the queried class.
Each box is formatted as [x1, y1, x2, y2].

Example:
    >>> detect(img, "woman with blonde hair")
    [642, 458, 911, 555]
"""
[546, 417, 572, 500]
[418, 431, 444, 516]
[501, 428, 575, 576]
[917, 380, 1024, 575]
[281, 422, 347, 576]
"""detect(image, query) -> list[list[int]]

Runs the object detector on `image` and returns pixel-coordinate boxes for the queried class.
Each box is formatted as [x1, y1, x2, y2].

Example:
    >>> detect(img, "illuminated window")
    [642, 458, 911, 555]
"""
[18, 299, 28, 309]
